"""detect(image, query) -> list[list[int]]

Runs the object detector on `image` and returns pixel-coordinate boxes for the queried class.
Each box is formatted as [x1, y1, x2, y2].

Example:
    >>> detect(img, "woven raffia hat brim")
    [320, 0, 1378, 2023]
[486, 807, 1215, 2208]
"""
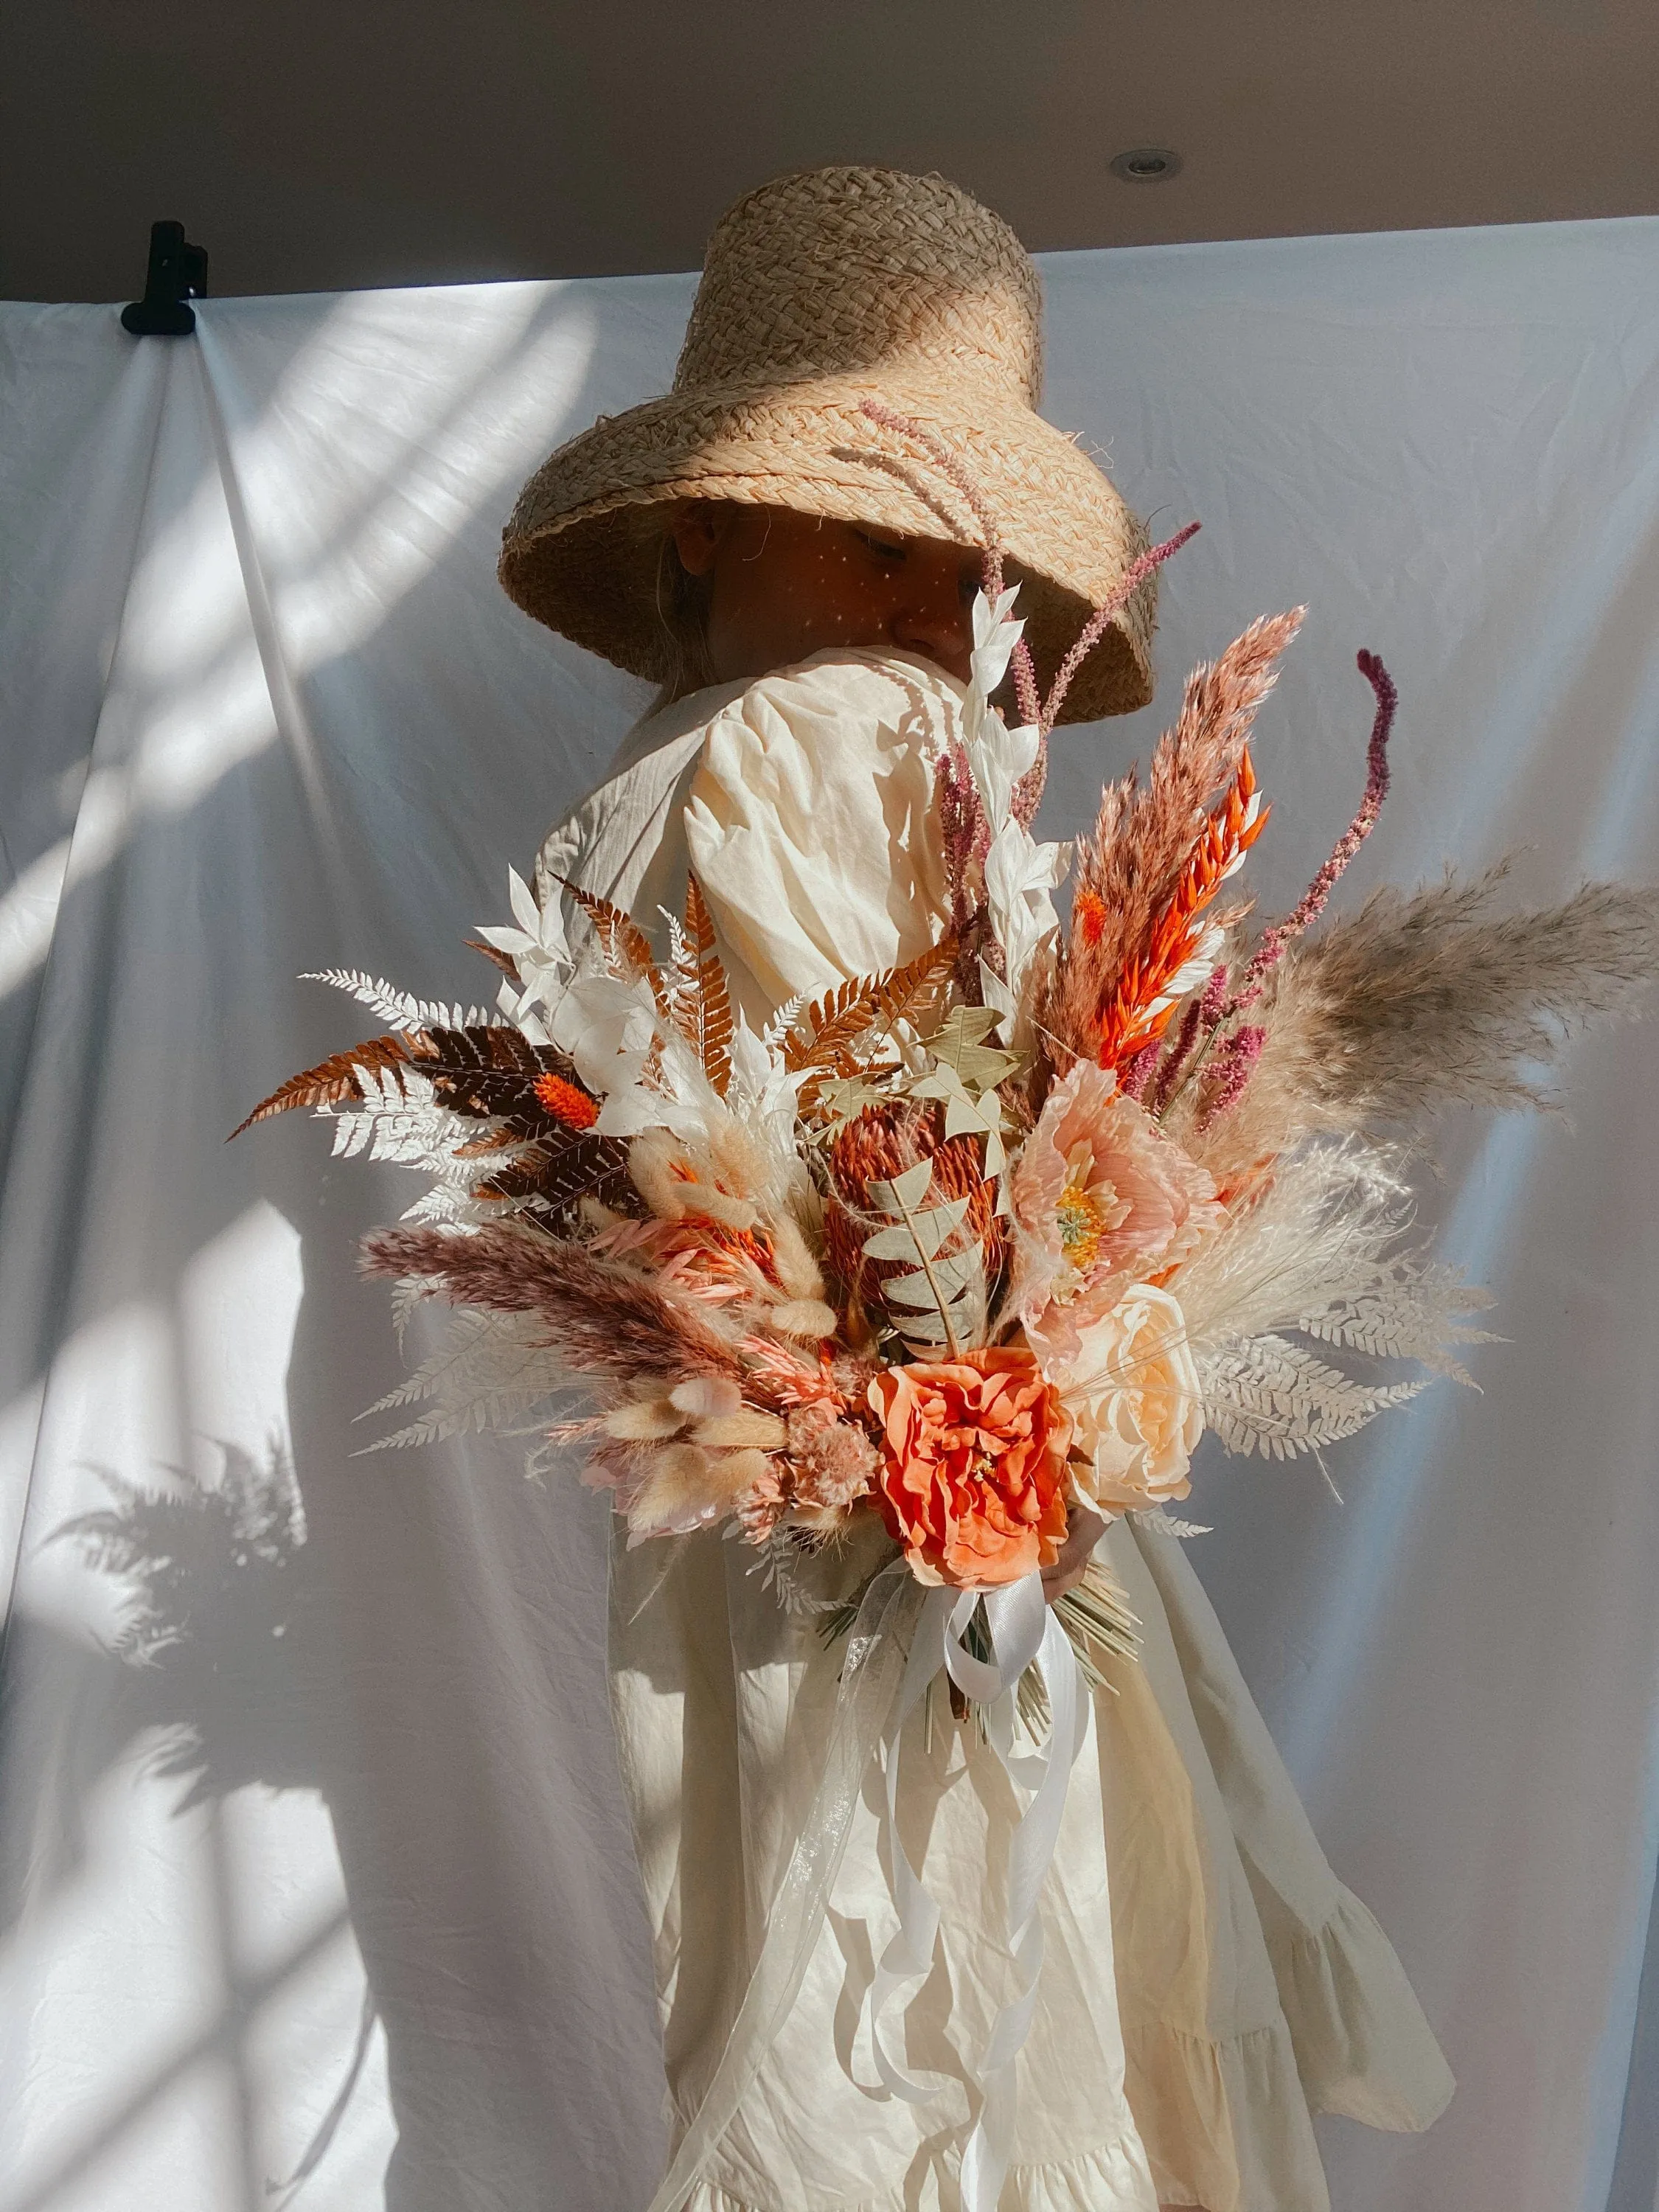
[499, 166, 1158, 724]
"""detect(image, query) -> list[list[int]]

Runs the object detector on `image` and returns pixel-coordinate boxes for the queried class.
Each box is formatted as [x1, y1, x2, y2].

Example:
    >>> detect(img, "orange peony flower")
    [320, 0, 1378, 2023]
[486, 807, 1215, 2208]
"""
[869, 1348, 1071, 1587]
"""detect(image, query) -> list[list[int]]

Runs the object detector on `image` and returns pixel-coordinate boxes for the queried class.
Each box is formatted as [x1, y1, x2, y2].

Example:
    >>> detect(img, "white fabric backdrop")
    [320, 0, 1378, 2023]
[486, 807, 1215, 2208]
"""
[4, 218, 1658, 2212]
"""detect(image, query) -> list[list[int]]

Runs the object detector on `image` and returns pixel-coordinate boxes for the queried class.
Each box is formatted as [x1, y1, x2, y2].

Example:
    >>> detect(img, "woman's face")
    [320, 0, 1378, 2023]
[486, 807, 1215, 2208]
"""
[669, 503, 981, 686]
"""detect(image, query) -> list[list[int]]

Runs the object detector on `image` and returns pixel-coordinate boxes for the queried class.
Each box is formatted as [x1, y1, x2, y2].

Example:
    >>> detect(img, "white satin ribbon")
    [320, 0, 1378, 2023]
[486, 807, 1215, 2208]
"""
[865, 1571, 1089, 2212]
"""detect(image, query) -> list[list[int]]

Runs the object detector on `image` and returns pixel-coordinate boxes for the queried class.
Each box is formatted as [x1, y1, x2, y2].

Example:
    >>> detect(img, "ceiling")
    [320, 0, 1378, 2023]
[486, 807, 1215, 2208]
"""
[5, 0, 1658, 305]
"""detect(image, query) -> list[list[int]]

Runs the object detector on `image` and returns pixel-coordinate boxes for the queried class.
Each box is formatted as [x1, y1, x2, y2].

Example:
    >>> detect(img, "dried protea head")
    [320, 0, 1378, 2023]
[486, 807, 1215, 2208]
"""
[823, 1099, 1006, 1325]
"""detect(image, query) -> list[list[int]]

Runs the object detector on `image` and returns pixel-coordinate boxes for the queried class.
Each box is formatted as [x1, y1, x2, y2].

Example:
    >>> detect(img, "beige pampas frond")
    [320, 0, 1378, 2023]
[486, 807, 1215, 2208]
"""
[1180, 866, 1659, 1178]
[354, 1306, 574, 1450]
[1179, 1139, 1491, 1366]
[1175, 1138, 1495, 1459]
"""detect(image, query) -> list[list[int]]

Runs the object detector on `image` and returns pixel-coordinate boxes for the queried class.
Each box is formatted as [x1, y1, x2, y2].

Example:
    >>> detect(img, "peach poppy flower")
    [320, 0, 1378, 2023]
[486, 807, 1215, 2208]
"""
[869, 1348, 1071, 1587]
[1012, 1060, 1220, 1363]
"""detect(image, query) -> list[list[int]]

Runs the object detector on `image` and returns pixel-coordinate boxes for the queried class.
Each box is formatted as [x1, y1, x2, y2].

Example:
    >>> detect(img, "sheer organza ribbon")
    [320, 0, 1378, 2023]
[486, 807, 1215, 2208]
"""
[643, 1564, 1086, 2212]
[865, 1575, 1088, 2212]
[642, 1562, 922, 2212]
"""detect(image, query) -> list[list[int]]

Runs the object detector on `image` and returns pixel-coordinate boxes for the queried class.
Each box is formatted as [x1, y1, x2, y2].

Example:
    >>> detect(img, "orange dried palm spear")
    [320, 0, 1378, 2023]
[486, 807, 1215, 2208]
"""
[1093, 748, 1269, 1068]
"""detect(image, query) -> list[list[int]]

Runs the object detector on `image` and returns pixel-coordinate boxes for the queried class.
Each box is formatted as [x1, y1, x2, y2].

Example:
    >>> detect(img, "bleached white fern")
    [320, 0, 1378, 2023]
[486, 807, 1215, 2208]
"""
[320, 1067, 515, 1236]
[1199, 1333, 1425, 1461]
[1179, 1141, 1489, 1357]
[1168, 1135, 1491, 1464]
[1300, 1263, 1494, 1382]
[1130, 1509, 1214, 1540]
[399, 1174, 532, 1228]
[324, 1065, 459, 1170]
[388, 1273, 434, 1349]
[762, 992, 807, 1051]
[303, 968, 501, 1032]
[355, 1307, 571, 1451]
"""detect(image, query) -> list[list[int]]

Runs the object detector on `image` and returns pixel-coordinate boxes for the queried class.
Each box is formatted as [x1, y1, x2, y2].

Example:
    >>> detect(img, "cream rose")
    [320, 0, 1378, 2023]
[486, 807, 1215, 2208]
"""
[1054, 1283, 1205, 1514]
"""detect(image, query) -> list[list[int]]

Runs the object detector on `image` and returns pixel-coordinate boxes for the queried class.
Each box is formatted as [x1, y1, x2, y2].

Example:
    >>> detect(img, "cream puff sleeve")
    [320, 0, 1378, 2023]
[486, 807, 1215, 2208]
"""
[682, 647, 958, 1017]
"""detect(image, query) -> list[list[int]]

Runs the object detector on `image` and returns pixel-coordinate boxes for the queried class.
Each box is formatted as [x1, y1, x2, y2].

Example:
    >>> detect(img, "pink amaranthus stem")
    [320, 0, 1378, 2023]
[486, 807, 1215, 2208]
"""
[1197, 1023, 1266, 1127]
[1118, 1040, 1161, 1099]
[1038, 522, 1201, 736]
[857, 397, 1043, 728]
[1230, 648, 1397, 1015]
[855, 397, 1200, 830]
[1147, 961, 1231, 1113]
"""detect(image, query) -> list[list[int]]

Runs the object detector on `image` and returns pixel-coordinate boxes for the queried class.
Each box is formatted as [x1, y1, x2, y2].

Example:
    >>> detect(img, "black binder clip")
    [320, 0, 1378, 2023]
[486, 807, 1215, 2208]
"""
[121, 221, 209, 336]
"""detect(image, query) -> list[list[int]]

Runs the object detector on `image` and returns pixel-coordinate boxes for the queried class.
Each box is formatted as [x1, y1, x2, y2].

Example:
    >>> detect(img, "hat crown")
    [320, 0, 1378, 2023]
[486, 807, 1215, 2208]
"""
[673, 165, 1043, 404]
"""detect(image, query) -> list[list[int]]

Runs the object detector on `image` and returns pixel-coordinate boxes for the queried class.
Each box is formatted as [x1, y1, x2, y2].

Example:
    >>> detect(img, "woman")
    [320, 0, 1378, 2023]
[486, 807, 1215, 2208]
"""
[504, 165, 1452, 2212]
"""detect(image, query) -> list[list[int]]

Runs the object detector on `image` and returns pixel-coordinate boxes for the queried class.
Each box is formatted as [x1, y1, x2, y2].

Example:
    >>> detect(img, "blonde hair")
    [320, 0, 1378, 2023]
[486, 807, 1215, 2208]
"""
[649, 524, 717, 711]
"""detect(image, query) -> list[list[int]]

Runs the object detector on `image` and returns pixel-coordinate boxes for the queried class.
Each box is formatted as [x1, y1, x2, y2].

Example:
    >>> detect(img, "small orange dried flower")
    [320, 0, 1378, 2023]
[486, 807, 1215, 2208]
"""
[1074, 889, 1108, 947]
[533, 1071, 599, 1130]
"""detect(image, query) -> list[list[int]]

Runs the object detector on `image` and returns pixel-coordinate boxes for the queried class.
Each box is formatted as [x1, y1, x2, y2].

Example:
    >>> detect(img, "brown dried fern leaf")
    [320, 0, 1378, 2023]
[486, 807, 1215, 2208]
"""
[465, 936, 521, 979]
[549, 872, 667, 1011]
[480, 1130, 640, 1223]
[406, 1026, 594, 1134]
[229, 1035, 417, 1138]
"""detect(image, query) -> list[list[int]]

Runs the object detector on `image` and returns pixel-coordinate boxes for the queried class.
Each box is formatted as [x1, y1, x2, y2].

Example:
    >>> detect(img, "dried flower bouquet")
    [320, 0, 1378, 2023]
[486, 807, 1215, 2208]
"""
[236, 540, 1659, 1671]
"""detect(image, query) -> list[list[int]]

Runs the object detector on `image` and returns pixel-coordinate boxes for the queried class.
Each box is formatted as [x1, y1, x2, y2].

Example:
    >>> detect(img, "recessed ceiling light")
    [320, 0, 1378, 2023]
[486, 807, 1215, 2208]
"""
[1110, 147, 1183, 183]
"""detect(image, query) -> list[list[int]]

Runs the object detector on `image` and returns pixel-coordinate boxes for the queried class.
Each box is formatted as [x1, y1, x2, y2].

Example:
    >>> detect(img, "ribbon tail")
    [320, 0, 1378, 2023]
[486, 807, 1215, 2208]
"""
[866, 1585, 959, 2104]
[956, 1598, 1085, 2212]
[642, 1562, 925, 2212]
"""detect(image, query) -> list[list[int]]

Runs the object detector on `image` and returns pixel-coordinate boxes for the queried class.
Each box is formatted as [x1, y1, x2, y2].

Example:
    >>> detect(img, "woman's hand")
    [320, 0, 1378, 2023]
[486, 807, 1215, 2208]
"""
[1041, 1504, 1107, 1604]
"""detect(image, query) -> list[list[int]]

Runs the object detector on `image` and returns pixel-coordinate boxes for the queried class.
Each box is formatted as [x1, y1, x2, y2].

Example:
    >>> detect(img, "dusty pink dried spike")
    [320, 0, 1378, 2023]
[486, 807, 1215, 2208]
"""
[1198, 1023, 1267, 1127]
[1147, 962, 1230, 1113]
[1232, 648, 1398, 1014]
[856, 397, 1040, 727]
[1038, 522, 1201, 735]
[1119, 1040, 1161, 1099]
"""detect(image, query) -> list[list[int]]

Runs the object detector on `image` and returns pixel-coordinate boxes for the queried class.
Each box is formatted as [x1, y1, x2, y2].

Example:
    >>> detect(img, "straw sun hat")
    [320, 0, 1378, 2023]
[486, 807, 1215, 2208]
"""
[500, 164, 1156, 723]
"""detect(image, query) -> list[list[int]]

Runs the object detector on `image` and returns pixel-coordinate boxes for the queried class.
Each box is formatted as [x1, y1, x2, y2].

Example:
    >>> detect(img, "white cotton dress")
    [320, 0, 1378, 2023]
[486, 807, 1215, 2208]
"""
[536, 650, 1454, 2212]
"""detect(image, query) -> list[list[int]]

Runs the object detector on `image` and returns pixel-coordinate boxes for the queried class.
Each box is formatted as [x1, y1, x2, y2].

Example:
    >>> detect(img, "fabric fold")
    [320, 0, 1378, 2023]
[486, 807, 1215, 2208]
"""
[1121, 2011, 1329, 2212]
[678, 2122, 1157, 2212]
[1273, 1888, 1456, 2132]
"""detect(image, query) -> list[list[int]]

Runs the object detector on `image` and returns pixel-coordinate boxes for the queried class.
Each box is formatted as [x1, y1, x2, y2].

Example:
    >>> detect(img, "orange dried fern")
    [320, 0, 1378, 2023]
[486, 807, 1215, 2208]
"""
[229, 1035, 420, 1136]
[667, 874, 734, 1095]
[783, 938, 956, 1085]
[550, 874, 669, 1015]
